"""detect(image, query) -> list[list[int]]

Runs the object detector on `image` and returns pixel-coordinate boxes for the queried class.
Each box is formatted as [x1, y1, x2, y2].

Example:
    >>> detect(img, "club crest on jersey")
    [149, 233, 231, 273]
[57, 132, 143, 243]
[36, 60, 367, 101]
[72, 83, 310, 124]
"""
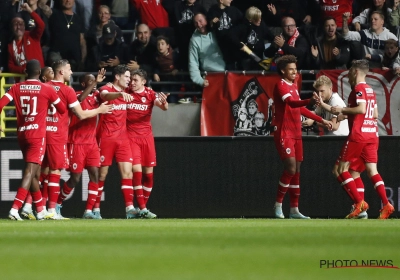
[100, 156, 105, 162]
[141, 97, 146, 103]
[286, 148, 291, 154]
[72, 163, 77, 170]
[356, 92, 362, 96]
[231, 78, 274, 136]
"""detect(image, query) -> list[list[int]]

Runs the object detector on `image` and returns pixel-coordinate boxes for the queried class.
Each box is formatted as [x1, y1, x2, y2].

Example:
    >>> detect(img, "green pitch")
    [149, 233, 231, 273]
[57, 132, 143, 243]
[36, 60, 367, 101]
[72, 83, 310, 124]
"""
[0, 219, 399, 280]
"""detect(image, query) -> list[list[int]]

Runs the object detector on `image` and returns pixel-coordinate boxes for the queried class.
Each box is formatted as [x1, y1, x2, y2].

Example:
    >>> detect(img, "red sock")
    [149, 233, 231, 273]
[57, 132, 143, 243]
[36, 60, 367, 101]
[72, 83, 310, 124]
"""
[41, 175, 49, 207]
[57, 182, 74, 204]
[47, 173, 61, 209]
[25, 192, 33, 204]
[338, 175, 355, 201]
[276, 170, 293, 203]
[133, 172, 146, 209]
[31, 191, 44, 212]
[288, 172, 300, 208]
[12, 188, 28, 210]
[86, 182, 98, 211]
[142, 173, 154, 205]
[371, 174, 388, 205]
[94, 180, 104, 209]
[340, 172, 361, 203]
[354, 177, 365, 200]
[121, 179, 133, 207]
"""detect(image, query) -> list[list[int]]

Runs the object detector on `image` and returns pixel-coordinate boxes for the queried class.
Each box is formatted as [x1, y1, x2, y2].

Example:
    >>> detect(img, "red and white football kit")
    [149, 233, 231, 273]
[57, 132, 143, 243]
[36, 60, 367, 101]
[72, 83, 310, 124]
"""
[68, 90, 101, 172]
[97, 85, 132, 165]
[126, 86, 157, 167]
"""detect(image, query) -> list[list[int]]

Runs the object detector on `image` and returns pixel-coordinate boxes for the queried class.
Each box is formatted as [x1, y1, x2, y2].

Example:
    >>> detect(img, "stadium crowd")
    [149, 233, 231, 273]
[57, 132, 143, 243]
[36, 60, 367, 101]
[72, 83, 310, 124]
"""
[1, 0, 400, 101]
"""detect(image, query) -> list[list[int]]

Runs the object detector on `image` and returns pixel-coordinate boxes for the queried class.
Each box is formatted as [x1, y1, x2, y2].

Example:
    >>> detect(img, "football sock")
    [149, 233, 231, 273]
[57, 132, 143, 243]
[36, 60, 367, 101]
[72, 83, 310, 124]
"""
[142, 173, 154, 205]
[94, 180, 104, 209]
[47, 173, 61, 209]
[133, 172, 146, 209]
[338, 175, 355, 201]
[288, 172, 300, 208]
[25, 192, 33, 205]
[31, 191, 44, 213]
[121, 178, 133, 208]
[354, 177, 365, 200]
[371, 174, 388, 205]
[85, 182, 98, 211]
[275, 170, 293, 203]
[40, 174, 49, 207]
[12, 188, 28, 210]
[57, 182, 74, 204]
[340, 172, 361, 203]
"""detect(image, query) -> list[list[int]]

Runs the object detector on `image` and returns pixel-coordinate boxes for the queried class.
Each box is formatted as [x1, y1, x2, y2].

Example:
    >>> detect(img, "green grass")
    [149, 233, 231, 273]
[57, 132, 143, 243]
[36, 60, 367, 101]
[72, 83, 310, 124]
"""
[0, 219, 399, 280]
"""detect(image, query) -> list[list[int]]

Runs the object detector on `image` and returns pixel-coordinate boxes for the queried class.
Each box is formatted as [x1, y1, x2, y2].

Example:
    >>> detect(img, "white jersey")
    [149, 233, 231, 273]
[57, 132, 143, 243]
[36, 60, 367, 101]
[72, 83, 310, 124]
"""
[315, 92, 349, 136]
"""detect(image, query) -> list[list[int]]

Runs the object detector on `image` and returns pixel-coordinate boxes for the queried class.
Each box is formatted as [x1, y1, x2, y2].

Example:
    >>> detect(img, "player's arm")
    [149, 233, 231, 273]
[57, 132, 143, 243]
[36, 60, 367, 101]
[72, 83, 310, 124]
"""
[302, 111, 316, 127]
[52, 98, 66, 114]
[154, 92, 169, 111]
[70, 101, 113, 120]
[373, 104, 378, 119]
[300, 107, 333, 130]
[78, 69, 106, 102]
[332, 102, 366, 115]
[283, 95, 311, 107]
[100, 90, 133, 102]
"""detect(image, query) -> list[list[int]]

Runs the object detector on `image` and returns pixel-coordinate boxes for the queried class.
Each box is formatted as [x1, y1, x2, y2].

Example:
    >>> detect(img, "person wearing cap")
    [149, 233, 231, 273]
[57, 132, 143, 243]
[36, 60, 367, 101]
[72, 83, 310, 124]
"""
[8, 3, 45, 74]
[90, 22, 129, 73]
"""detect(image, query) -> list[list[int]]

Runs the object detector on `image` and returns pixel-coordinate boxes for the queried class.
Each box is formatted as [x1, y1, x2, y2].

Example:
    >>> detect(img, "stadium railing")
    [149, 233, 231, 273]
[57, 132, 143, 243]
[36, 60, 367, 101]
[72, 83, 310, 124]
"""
[0, 73, 26, 137]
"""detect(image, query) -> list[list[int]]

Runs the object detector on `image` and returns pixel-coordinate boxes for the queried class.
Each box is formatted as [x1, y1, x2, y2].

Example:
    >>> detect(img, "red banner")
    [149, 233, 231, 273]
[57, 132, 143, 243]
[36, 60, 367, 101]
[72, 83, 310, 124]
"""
[319, 69, 399, 135]
[201, 73, 302, 136]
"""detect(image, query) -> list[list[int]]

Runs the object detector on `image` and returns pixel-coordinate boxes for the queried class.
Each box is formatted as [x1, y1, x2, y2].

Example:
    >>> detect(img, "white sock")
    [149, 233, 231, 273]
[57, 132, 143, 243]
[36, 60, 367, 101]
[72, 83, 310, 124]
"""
[275, 202, 282, 207]
[290, 207, 299, 214]
[126, 205, 134, 211]
[85, 210, 92, 213]
[93, 208, 100, 212]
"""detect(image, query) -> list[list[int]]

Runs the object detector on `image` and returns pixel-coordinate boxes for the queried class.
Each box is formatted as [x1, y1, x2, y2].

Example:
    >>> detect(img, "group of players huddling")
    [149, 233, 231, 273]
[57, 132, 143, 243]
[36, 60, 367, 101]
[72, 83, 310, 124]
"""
[0, 59, 168, 220]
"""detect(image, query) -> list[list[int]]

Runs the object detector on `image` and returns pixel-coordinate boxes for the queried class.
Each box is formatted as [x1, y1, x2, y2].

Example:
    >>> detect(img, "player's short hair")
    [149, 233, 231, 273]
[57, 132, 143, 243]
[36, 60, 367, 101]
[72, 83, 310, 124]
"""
[245, 6, 262, 22]
[351, 59, 369, 74]
[156, 35, 170, 45]
[276, 55, 297, 76]
[131, 69, 147, 81]
[371, 10, 384, 21]
[313, 75, 332, 89]
[52, 59, 69, 72]
[26, 59, 41, 77]
[113, 64, 129, 77]
[79, 73, 88, 84]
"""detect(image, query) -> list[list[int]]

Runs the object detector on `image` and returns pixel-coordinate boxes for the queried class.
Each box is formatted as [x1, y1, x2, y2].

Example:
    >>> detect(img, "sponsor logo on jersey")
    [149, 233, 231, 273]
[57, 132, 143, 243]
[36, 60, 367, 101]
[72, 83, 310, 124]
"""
[72, 163, 77, 170]
[19, 124, 39, 131]
[141, 97, 146, 103]
[112, 104, 127, 110]
[286, 148, 291, 154]
[100, 155, 105, 162]
[20, 85, 41, 90]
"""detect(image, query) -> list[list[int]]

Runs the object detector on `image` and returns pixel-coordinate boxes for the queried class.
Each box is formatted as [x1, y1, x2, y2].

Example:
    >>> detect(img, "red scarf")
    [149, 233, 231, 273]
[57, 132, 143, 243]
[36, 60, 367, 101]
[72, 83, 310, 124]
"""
[278, 28, 300, 55]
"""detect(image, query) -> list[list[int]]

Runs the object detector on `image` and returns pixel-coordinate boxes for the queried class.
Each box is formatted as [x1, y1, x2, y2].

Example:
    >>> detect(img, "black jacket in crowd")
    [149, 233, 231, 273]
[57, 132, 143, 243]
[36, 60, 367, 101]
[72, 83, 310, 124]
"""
[311, 33, 350, 70]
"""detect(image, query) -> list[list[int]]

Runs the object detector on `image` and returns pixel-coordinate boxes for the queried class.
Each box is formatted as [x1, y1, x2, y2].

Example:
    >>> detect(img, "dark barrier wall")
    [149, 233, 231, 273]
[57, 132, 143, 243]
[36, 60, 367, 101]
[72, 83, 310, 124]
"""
[0, 137, 399, 218]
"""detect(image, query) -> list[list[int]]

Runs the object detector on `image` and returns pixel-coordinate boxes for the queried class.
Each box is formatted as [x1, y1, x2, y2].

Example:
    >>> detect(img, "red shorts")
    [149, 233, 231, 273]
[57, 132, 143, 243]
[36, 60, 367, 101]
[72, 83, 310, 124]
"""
[42, 144, 69, 169]
[339, 141, 378, 164]
[335, 157, 366, 173]
[129, 136, 156, 166]
[98, 138, 132, 166]
[274, 137, 303, 161]
[68, 142, 100, 173]
[18, 137, 46, 164]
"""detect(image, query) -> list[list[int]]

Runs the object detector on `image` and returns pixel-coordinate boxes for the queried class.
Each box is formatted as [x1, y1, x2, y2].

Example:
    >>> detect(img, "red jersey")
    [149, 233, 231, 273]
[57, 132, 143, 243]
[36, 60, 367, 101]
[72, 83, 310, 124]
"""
[97, 85, 128, 140]
[0, 80, 61, 139]
[46, 81, 79, 144]
[319, 0, 353, 28]
[126, 86, 157, 137]
[273, 79, 303, 139]
[68, 90, 100, 144]
[347, 82, 377, 143]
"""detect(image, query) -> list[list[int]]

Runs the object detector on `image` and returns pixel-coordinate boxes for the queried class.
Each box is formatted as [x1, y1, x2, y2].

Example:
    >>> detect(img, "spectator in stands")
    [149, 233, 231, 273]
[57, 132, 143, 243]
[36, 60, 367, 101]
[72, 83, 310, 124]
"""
[207, 0, 243, 70]
[342, 11, 397, 69]
[39, 66, 54, 82]
[229, 6, 274, 70]
[38, 0, 53, 18]
[0, 0, 18, 72]
[75, 0, 93, 31]
[310, 17, 350, 69]
[264, 17, 310, 70]
[172, 0, 206, 70]
[265, 0, 314, 35]
[199, 0, 218, 12]
[101, 0, 137, 30]
[48, 0, 86, 71]
[20, 0, 50, 47]
[90, 23, 129, 72]
[127, 23, 157, 76]
[8, 3, 45, 74]
[316, 0, 353, 29]
[189, 13, 225, 87]
[353, 0, 392, 32]
[382, 38, 400, 70]
[86, 5, 124, 51]
[389, 0, 400, 34]
[153, 35, 179, 102]
[132, 0, 169, 30]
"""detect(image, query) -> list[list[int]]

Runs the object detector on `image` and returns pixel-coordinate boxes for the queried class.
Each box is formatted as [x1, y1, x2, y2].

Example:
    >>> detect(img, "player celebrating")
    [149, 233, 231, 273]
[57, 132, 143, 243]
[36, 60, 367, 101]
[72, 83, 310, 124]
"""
[316, 59, 394, 219]
[126, 69, 169, 219]
[273, 55, 332, 219]
[55, 71, 106, 219]
[0, 60, 65, 221]
[44, 59, 112, 219]
[96, 64, 135, 219]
